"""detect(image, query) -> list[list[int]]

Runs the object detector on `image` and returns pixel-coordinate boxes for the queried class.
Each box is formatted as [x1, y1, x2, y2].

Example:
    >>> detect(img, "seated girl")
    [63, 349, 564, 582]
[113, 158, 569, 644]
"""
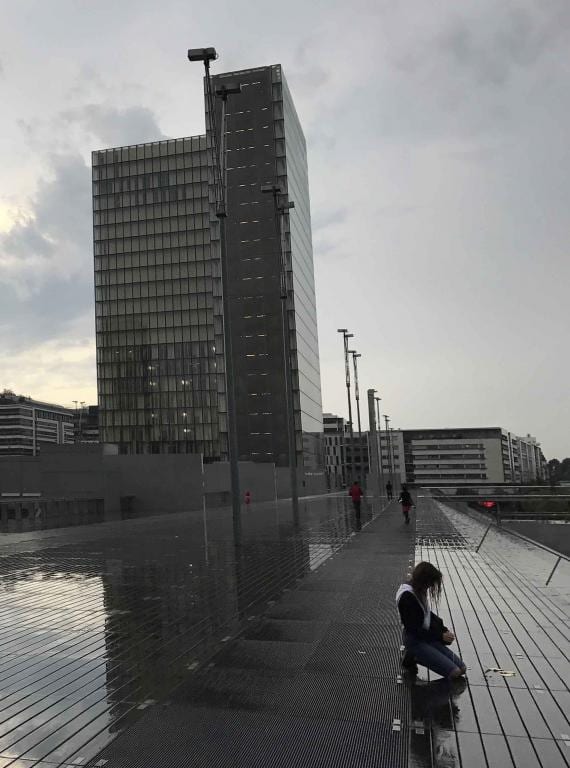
[396, 561, 466, 680]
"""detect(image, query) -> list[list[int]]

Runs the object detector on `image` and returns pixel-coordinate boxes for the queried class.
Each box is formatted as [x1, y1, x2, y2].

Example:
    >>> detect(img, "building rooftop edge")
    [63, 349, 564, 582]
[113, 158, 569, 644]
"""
[91, 64, 285, 155]
[0, 394, 73, 413]
[91, 134, 207, 156]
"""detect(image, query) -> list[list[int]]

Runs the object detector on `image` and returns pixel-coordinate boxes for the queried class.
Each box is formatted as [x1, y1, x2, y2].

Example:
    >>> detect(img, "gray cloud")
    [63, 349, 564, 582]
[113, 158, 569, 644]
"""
[61, 103, 167, 147]
[0, 153, 90, 296]
[1, 100, 165, 353]
[1, 0, 569, 456]
[437, 4, 570, 87]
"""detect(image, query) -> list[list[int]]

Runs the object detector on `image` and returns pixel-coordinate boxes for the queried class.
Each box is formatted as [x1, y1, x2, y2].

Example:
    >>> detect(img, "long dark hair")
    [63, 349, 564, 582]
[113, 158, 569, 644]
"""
[410, 561, 442, 606]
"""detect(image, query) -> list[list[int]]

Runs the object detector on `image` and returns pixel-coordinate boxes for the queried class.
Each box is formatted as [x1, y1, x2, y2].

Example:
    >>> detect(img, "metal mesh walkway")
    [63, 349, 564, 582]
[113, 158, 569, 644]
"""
[85, 499, 415, 768]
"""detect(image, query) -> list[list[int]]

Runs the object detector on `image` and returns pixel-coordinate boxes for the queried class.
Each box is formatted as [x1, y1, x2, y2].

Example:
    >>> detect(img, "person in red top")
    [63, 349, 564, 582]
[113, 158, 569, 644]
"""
[349, 481, 364, 510]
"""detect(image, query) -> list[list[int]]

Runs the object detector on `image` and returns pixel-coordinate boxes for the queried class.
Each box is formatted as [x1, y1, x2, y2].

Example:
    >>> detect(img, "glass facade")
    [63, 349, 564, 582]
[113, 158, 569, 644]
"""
[92, 138, 224, 458]
[93, 65, 323, 472]
[280, 69, 324, 472]
[212, 65, 324, 471]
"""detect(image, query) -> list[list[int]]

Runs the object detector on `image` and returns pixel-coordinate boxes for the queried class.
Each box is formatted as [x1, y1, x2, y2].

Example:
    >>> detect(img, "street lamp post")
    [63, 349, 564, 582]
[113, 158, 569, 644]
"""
[188, 47, 242, 531]
[337, 329, 355, 484]
[348, 350, 364, 484]
[384, 415, 395, 490]
[72, 400, 79, 444]
[367, 388, 381, 500]
[261, 182, 298, 523]
[374, 396, 385, 500]
[390, 426, 399, 492]
[78, 401, 85, 442]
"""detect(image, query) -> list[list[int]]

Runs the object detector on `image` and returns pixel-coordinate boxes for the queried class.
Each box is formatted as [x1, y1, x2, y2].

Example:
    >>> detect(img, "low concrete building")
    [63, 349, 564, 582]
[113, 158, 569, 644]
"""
[393, 427, 547, 486]
[0, 391, 74, 456]
[324, 419, 547, 489]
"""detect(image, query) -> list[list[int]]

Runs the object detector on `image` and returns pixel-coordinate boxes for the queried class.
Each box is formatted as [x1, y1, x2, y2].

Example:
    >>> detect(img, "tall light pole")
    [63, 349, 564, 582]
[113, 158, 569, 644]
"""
[78, 401, 85, 443]
[390, 426, 399, 491]
[374, 396, 385, 500]
[367, 389, 381, 500]
[72, 400, 79, 444]
[337, 329, 355, 484]
[384, 415, 395, 490]
[348, 350, 364, 483]
[261, 182, 298, 523]
[188, 47, 242, 531]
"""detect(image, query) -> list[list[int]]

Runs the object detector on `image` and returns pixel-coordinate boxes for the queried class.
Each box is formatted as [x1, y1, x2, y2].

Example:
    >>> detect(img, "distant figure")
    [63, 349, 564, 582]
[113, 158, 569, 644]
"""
[396, 561, 466, 680]
[244, 490, 251, 506]
[386, 481, 393, 500]
[349, 481, 364, 531]
[349, 481, 364, 511]
[398, 485, 413, 524]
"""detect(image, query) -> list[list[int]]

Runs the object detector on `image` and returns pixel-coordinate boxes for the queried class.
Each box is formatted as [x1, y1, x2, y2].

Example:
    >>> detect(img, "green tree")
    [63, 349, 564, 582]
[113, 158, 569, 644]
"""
[548, 458, 570, 484]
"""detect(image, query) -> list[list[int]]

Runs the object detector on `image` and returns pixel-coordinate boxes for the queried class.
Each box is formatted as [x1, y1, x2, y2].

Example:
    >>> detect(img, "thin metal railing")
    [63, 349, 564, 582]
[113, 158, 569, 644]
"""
[430, 491, 569, 586]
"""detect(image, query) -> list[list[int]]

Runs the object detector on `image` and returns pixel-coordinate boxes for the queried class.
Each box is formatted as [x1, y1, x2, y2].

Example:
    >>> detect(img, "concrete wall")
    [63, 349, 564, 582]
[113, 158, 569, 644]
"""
[204, 462, 278, 505]
[0, 447, 328, 527]
[275, 466, 327, 498]
[0, 457, 42, 495]
[105, 453, 204, 515]
[0, 446, 204, 519]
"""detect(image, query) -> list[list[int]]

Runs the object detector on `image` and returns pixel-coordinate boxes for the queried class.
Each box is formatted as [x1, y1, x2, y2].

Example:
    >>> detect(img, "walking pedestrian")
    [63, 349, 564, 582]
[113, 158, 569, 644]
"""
[398, 485, 413, 524]
[348, 481, 364, 530]
[349, 481, 363, 511]
[396, 561, 466, 680]
[386, 481, 393, 500]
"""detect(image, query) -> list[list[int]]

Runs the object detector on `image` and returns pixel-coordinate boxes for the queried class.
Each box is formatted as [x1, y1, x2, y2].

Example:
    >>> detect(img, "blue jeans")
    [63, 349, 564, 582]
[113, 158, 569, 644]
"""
[404, 632, 465, 678]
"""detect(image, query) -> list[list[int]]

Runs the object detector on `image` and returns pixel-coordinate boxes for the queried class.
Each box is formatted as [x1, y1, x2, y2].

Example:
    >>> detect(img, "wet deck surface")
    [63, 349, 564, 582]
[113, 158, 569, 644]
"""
[0, 492, 568, 767]
[0, 494, 411, 767]
[413, 497, 570, 768]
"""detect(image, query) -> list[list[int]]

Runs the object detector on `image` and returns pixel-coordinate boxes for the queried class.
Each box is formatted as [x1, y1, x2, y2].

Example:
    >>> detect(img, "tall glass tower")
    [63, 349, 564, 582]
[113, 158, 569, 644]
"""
[92, 137, 222, 458]
[211, 65, 323, 473]
[92, 64, 323, 476]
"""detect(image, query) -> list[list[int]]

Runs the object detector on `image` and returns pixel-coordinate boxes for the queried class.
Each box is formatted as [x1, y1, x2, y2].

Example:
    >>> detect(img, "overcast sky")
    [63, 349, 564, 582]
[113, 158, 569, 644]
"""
[1, 0, 568, 458]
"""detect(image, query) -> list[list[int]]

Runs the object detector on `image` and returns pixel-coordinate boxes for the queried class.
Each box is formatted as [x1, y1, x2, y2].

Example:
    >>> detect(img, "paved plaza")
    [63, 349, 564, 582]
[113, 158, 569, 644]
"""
[0, 493, 567, 767]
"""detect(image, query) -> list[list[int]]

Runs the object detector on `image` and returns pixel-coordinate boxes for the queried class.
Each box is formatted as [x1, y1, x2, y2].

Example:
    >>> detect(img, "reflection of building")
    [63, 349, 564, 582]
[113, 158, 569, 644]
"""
[73, 405, 100, 443]
[93, 64, 323, 484]
[99, 512, 311, 715]
[0, 391, 74, 456]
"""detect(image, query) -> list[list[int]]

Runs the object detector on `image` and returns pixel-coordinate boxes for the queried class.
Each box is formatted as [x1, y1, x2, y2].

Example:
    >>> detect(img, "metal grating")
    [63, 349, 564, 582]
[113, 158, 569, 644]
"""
[244, 619, 327, 643]
[86, 705, 407, 768]
[415, 534, 469, 550]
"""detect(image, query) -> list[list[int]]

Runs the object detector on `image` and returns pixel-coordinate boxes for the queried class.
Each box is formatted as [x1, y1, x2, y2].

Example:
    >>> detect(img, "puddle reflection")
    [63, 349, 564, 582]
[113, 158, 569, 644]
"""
[409, 678, 469, 768]
[0, 495, 373, 765]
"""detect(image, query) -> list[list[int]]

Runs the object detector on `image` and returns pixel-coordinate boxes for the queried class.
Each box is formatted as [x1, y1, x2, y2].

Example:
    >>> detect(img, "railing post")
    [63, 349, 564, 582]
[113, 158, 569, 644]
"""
[476, 522, 492, 553]
[545, 556, 562, 586]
